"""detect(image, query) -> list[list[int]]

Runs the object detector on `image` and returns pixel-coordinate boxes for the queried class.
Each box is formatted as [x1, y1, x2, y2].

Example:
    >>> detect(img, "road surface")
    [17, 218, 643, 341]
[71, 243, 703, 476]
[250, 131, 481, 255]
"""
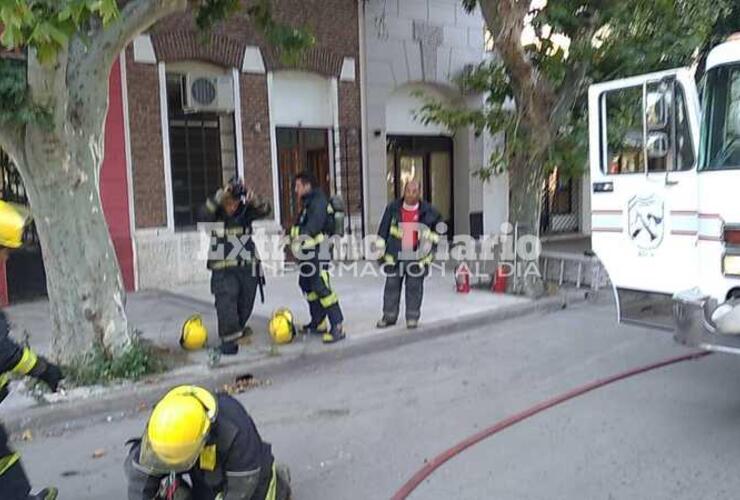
[16, 299, 740, 499]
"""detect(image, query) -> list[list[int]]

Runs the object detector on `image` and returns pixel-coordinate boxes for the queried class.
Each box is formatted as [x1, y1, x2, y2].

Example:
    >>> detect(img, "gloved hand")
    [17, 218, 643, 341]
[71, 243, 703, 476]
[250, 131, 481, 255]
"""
[33, 357, 64, 392]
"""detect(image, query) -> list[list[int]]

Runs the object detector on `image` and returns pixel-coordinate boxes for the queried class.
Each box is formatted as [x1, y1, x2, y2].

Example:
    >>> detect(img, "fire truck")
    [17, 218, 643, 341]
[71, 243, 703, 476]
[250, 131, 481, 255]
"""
[588, 34, 740, 353]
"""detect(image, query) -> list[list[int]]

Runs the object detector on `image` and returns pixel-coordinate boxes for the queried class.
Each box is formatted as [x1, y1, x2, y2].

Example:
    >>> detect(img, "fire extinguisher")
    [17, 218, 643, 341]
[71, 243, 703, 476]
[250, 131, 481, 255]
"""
[455, 263, 471, 294]
[492, 264, 508, 294]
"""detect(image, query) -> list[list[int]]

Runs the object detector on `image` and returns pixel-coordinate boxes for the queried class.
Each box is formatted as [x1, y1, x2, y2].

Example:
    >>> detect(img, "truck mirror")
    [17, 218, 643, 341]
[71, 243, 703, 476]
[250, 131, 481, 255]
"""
[646, 131, 669, 158]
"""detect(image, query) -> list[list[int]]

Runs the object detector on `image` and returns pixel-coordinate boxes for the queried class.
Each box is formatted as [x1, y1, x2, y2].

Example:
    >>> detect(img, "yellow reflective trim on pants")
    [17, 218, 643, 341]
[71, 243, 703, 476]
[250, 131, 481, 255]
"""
[290, 226, 299, 238]
[0, 452, 20, 476]
[0, 373, 8, 391]
[376, 238, 386, 250]
[383, 254, 395, 265]
[320, 293, 338, 308]
[389, 225, 403, 238]
[306, 292, 319, 302]
[320, 270, 331, 286]
[265, 463, 277, 500]
[12, 347, 37, 375]
[420, 254, 434, 266]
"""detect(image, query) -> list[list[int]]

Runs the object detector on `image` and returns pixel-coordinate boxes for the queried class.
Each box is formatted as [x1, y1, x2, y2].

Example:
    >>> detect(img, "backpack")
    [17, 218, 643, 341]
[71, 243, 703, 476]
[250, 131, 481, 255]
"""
[326, 195, 346, 237]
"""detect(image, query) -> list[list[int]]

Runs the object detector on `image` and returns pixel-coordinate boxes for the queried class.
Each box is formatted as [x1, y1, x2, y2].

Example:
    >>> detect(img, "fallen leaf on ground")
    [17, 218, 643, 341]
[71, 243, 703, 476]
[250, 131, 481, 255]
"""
[92, 449, 107, 459]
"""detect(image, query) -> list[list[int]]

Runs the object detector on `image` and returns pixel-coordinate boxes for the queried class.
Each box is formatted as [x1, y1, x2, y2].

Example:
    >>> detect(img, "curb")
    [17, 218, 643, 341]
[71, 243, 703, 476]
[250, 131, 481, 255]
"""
[4, 290, 589, 437]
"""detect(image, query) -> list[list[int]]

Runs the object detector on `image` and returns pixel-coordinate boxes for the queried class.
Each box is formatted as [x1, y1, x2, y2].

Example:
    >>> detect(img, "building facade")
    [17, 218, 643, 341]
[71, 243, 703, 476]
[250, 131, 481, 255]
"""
[360, 0, 505, 237]
[0, 1, 594, 304]
[124, 0, 363, 289]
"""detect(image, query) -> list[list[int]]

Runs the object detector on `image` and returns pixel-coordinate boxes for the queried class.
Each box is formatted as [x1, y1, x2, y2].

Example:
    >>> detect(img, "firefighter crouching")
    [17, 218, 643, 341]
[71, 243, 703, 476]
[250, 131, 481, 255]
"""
[290, 171, 345, 344]
[376, 180, 441, 329]
[200, 178, 271, 355]
[124, 385, 291, 500]
[0, 201, 63, 500]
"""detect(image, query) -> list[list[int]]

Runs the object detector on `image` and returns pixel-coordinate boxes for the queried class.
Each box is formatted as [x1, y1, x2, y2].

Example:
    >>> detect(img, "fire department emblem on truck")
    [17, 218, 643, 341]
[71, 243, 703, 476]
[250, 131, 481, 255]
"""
[627, 194, 665, 250]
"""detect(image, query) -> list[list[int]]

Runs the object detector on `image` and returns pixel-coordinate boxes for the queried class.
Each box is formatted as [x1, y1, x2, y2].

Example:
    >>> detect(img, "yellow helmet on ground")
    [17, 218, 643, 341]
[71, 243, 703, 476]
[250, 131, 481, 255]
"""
[0, 201, 30, 249]
[180, 315, 208, 351]
[140, 386, 217, 473]
[269, 308, 296, 345]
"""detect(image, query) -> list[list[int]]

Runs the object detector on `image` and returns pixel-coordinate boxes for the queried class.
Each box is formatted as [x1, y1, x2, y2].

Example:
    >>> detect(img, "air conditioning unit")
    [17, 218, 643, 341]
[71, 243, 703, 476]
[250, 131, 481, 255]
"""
[182, 73, 235, 113]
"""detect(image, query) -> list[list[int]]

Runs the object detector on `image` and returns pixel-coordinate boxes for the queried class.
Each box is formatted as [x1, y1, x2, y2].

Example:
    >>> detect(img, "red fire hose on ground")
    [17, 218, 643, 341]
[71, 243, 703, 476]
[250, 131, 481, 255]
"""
[391, 350, 711, 500]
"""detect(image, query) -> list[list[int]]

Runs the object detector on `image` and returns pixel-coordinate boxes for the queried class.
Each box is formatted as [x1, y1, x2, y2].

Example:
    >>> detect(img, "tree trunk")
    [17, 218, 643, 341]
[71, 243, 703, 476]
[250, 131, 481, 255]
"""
[12, 50, 133, 364]
[507, 151, 546, 298]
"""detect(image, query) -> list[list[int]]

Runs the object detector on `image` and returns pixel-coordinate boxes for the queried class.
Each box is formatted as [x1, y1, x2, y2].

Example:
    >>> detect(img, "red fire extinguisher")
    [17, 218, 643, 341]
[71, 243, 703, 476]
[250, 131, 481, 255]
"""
[492, 264, 508, 294]
[455, 263, 471, 294]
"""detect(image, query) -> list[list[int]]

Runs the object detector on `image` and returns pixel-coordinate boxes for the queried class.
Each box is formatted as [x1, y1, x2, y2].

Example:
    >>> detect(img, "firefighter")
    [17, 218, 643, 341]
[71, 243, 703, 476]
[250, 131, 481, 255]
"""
[289, 171, 345, 344]
[124, 385, 291, 500]
[376, 180, 441, 329]
[0, 201, 63, 500]
[201, 178, 271, 355]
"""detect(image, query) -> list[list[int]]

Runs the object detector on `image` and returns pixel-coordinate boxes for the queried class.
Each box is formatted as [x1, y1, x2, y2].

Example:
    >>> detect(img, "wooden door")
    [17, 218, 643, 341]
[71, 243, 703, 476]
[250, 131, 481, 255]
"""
[276, 128, 331, 229]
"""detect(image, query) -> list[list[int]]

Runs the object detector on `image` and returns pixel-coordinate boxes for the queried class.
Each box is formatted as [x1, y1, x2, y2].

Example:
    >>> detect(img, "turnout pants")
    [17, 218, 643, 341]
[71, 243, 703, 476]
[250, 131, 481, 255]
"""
[211, 266, 259, 344]
[0, 422, 31, 500]
[298, 259, 343, 328]
[382, 261, 427, 322]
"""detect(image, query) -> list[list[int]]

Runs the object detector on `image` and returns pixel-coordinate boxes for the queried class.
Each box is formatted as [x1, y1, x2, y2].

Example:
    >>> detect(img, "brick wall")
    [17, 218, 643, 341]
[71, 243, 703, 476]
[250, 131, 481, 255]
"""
[126, 45, 167, 228]
[240, 74, 273, 200]
[126, 0, 361, 229]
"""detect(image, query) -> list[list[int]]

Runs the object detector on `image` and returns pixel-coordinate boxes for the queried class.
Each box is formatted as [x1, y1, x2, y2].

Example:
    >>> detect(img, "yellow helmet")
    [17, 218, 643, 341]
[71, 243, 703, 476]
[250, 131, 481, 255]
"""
[140, 386, 217, 473]
[180, 315, 208, 351]
[269, 308, 296, 345]
[0, 201, 30, 249]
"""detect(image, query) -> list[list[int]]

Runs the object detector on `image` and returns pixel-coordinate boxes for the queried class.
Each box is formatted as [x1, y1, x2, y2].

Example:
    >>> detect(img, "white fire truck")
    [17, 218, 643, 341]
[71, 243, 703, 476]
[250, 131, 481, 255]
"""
[588, 34, 740, 353]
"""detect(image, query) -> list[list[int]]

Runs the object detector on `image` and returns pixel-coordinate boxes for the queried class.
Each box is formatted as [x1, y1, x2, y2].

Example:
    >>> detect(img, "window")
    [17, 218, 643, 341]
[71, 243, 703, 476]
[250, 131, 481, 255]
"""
[602, 79, 694, 174]
[699, 64, 740, 170]
[604, 85, 645, 174]
[166, 73, 231, 229]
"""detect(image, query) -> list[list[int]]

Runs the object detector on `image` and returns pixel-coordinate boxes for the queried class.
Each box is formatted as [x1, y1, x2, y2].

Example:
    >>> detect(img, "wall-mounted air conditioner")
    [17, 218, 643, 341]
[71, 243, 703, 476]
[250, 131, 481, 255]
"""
[182, 73, 235, 113]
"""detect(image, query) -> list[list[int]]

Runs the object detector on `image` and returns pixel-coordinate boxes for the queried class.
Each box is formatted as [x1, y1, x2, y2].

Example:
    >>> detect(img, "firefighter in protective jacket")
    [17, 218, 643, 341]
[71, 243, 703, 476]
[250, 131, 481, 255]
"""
[200, 178, 271, 355]
[375, 180, 441, 329]
[124, 385, 291, 500]
[0, 201, 64, 500]
[289, 171, 344, 344]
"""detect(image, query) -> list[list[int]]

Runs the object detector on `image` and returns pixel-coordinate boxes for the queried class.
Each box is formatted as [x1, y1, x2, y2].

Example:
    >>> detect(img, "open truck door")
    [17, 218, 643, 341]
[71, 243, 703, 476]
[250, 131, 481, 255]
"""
[588, 68, 701, 330]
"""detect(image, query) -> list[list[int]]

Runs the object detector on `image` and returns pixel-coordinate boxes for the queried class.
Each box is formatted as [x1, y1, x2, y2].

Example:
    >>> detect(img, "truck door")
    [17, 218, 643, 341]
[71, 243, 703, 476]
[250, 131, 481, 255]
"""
[589, 68, 701, 329]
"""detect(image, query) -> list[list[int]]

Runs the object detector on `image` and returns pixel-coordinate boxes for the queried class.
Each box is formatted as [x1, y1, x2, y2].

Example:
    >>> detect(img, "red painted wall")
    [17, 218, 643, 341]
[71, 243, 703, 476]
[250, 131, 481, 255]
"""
[100, 57, 136, 291]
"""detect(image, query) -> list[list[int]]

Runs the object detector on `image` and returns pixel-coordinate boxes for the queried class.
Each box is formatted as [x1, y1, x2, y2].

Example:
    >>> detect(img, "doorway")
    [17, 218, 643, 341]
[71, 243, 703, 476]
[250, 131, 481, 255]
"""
[386, 136, 453, 235]
[276, 128, 332, 229]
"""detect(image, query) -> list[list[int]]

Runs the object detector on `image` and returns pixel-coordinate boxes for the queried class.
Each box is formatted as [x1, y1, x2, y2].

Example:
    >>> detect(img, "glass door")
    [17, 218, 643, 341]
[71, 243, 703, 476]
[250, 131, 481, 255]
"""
[387, 136, 454, 234]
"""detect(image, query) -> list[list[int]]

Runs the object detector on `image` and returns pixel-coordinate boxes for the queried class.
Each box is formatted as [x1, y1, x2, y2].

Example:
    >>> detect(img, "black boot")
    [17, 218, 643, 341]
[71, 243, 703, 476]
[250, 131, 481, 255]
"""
[322, 324, 346, 344]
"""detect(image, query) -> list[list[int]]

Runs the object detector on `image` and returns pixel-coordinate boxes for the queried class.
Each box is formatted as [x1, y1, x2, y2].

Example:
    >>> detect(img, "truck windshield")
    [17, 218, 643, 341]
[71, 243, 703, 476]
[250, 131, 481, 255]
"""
[699, 64, 740, 170]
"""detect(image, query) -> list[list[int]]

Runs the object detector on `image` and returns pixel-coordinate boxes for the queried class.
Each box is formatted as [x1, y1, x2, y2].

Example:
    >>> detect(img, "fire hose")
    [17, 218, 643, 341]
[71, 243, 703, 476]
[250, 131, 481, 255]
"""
[391, 350, 711, 500]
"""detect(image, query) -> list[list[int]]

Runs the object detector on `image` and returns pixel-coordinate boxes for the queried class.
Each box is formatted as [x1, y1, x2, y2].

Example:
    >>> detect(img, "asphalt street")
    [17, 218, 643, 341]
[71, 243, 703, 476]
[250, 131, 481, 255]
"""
[16, 299, 740, 499]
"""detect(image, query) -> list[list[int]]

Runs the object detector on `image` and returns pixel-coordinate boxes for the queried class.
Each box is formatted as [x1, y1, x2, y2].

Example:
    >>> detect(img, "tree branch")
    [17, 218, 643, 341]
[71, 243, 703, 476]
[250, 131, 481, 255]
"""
[548, 13, 601, 128]
[86, 0, 189, 76]
[66, 0, 189, 136]
[479, 0, 555, 135]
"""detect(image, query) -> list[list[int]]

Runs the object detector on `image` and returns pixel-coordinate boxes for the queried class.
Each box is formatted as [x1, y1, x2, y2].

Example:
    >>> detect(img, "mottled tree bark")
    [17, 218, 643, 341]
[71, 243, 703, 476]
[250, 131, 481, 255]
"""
[0, 0, 190, 363]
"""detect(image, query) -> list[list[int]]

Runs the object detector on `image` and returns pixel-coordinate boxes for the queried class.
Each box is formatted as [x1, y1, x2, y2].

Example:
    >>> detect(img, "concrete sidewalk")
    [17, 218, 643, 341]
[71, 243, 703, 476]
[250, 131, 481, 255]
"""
[0, 263, 551, 430]
[5, 264, 527, 361]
